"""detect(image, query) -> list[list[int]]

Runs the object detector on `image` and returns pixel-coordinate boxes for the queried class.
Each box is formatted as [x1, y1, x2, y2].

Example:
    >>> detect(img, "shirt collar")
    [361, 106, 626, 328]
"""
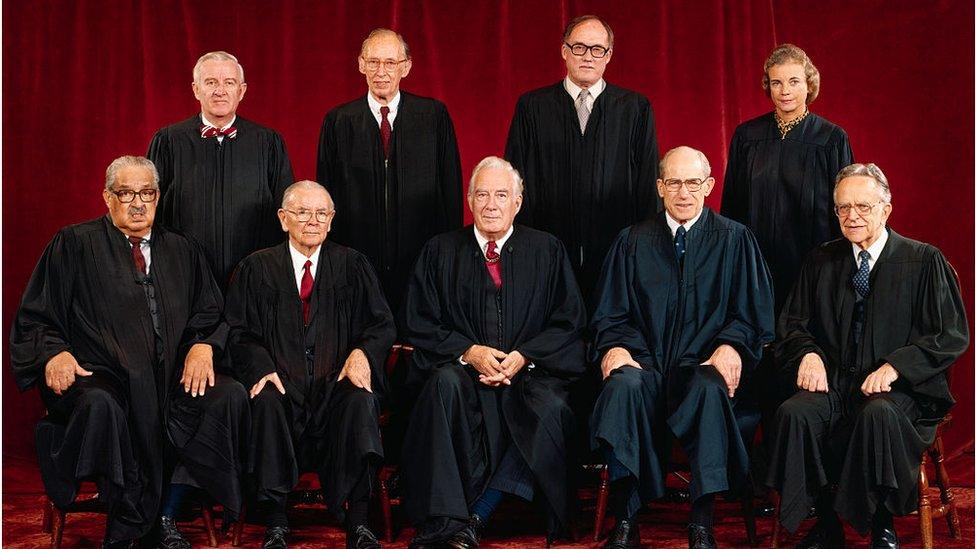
[664, 209, 703, 237]
[563, 76, 606, 101]
[852, 227, 889, 264]
[200, 113, 236, 130]
[473, 225, 515, 257]
[288, 241, 323, 272]
[113, 222, 151, 243]
[367, 91, 401, 118]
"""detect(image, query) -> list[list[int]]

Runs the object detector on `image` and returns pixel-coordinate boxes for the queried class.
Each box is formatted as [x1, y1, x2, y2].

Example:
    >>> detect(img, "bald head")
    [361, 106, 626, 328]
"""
[657, 146, 715, 223]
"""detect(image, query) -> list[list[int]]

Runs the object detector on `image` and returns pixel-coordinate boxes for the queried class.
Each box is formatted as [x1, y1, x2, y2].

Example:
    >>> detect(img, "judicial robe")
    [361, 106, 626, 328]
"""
[148, 114, 294, 287]
[589, 209, 775, 513]
[504, 81, 660, 307]
[398, 225, 586, 538]
[720, 111, 853, 314]
[767, 230, 969, 534]
[10, 216, 242, 540]
[225, 240, 395, 517]
[316, 92, 463, 312]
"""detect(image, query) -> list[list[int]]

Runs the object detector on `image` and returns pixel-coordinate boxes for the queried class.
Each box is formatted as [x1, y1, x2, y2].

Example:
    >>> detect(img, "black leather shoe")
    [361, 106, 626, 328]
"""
[347, 524, 382, 549]
[445, 514, 483, 549]
[262, 525, 289, 549]
[793, 518, 844, 549]
[688, 523, 717, 548]
[157, 515, 191, 549]
[102, 539, 135, 549]
[871, 526, 899, 549]
[603, 519, 639, 549]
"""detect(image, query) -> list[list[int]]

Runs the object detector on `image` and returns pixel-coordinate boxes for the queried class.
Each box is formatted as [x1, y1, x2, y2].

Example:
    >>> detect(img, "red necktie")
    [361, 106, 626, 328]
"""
[300, 260, 313, 324]
[128, 235, 147, 275]
[380, 106, 392, 158]
[199, 124, 238, 139]
[485, 241, 502, 288]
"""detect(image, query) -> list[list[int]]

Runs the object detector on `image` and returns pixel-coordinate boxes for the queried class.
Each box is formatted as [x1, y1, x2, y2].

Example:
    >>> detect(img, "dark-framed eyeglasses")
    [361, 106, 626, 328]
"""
[363, 58, 408, 72]
[284, 209, 334, 223]
[663, 178, 706, 192]
[109, 188, 158, 203]
[834, 201, 883, 217]
[564, 42, 610, 58]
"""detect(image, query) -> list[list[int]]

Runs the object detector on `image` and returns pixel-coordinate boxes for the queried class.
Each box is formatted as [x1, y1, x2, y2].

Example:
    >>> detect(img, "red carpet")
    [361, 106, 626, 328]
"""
[4, 453, 973, 548]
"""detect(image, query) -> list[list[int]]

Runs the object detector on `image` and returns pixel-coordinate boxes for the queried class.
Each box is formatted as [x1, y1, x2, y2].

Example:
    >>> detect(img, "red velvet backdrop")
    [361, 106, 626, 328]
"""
[3, 1, 973, 460]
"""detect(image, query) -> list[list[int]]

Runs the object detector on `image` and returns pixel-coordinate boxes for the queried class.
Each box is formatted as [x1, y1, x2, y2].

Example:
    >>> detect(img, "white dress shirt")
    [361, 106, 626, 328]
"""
[474, 225, 514, 258]
[564, 76, 606, 112]
[851, 228, 889, 273]
[288, 242, 322, 292]
[201, 113, 237, 143]
[367, 91, 402, 127]
[123, 230, 152, 274]
[664, 209, 704, 237]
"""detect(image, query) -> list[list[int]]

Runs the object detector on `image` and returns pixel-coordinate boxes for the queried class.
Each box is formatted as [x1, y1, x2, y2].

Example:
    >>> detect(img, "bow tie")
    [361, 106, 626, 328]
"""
[199, 124, 238, 139]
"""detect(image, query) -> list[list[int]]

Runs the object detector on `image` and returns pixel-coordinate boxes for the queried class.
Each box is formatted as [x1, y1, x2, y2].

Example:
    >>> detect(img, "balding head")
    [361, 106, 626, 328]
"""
[657, 146, 715, 223]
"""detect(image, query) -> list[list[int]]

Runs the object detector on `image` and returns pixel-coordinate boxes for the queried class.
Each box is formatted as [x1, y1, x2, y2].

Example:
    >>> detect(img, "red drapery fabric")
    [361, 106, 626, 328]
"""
[3, 0, 973, 458]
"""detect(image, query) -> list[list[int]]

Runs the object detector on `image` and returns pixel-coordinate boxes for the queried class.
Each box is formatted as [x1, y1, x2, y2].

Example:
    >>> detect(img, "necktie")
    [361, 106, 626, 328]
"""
[199, 124, 238, 139]
[380, 106, 392, 158]
[485, 241, 502, 289]
[128, 235, 147, 275]
[300, 260, 313, 324]
[674, 225, 687, 261]
[852, 250, 871, 298]
[576, 89, 591, 134]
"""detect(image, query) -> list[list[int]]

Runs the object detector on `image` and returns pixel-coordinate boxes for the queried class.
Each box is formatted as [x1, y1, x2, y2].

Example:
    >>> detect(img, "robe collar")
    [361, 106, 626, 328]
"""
[473, 225, 514, 259]
[287, 240, 323, 292]
[849, 227, 889, 274]
[664, 208, 704, 237]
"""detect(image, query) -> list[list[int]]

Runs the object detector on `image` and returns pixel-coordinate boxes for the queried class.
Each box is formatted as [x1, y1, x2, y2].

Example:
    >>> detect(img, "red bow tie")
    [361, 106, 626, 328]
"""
[200, 125, 237, 139]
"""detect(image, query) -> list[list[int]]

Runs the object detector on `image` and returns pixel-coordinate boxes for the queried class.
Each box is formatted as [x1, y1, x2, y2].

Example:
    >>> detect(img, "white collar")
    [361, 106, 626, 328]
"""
[200, 113, 237, 130]
[367, 91, 401, 117]
[563, 77, 606, 101]
[288, 241, 323, 271]
[664, 209, 703, 237]
[473, 225, 514, 257]
[852, 228, 889, 266]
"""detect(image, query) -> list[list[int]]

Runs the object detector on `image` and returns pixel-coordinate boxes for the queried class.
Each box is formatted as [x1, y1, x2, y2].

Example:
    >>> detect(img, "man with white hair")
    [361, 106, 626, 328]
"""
[225, 180, 395, 549]
[148, 50, 294, 289]
[767, 163, 969, 549]
[399, 157, 586, 547]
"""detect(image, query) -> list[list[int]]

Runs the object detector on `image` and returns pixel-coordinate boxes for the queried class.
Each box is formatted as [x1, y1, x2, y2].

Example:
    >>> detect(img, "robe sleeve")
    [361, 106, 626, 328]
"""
[316, 112, 337, 188]
[503, 97, 536, 227]
[9, 230, 78, 391]
[146, 129, 175, 226]
[515, 239, 587, 376]
[267, 132, 294, 214]
[709, 228, 776, 369]
[823, 128, 854, 241]
[349, 253, 397, 393]
[224, 260, 277, 388]
[883, 249, 970, 387]
[399, 240, 476, 368]
[436, 104, 463, 231]
[634, 98, 661, 216]
[589, 228, 657, 371]
[776, 253, 829, 380]
[720, 127, 747, 224]
[180, 240, 229, 360]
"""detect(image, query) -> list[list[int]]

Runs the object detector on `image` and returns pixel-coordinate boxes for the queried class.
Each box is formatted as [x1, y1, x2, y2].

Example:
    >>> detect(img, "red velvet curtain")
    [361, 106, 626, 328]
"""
[4, 0, 973, 459]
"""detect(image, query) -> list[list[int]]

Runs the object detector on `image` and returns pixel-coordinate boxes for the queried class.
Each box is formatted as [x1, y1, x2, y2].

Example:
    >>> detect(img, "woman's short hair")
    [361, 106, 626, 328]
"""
[762, 43, 820, 105]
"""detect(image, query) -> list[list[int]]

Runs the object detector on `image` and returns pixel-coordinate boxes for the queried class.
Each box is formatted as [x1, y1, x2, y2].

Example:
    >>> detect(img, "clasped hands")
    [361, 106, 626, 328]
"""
[796, 352, 898, 396]
[462, 344, 527, 387]
[249, 348, 373, 398]
[602, 344, 742, 398]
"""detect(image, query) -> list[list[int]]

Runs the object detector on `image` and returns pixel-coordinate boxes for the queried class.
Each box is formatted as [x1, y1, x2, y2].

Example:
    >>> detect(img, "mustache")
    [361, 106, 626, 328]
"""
[127, 205, 147, 215]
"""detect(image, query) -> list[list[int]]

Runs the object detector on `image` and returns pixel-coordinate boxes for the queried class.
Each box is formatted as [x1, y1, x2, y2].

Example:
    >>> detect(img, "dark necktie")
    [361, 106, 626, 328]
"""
[300, 260, 313, 324]
[674, 225, 687, 261]
[128, 235, 147, 275]
[852, 250, 871, 298]
[199, 124, 238, 139]
[485, 241, 502, 289]
[380, 106, 392, 158]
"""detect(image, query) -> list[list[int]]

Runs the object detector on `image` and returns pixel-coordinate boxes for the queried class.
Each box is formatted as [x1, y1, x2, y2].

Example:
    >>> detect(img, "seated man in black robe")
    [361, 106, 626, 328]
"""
[10, 156, 249, 548]
[225, 180, 396, 549]
[766, 163, 969, 549]
[399, 156, 587, 548]
[590, 146, 775, 549]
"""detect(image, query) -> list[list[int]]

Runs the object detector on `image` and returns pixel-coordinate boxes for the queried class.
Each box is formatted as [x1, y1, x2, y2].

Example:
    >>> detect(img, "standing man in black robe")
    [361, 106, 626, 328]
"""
[316, 28, 463, 313]
[399, 157, 586, 547]
[10, 156, 249, 548]
[148, 50, 294, 288]
[504, 14, 659, 308]
[589, 146, 775, 549]
[766, 163, 969, 549]
[225, 180, 396, 549]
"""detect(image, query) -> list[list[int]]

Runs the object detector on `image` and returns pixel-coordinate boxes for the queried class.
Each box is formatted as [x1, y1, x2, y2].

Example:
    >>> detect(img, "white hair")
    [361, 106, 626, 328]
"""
[834, 163, 891, 204]
[193, 51, 245, 83]
[105, 156, 159, 191]
[659, 146, 711, 179]
[281, 180, 334, 211]
[468, 156, 524, 197]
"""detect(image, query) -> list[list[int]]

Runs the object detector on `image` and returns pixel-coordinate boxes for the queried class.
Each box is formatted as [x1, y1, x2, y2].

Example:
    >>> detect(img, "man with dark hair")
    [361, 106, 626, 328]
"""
[505, 14, 659, 308]
[767, 163, 969, 549]
[11, 156, 248, 548]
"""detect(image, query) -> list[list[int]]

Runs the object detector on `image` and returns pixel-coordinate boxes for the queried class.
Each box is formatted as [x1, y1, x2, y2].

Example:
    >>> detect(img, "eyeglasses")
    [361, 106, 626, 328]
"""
[564, 42, 610, 58]
[109, 188, 158, 203]
[284, 209, 334, 223]
[662, 178, 706, 192]
[363, 58, 408, 72]
[834, 201, 883, 217]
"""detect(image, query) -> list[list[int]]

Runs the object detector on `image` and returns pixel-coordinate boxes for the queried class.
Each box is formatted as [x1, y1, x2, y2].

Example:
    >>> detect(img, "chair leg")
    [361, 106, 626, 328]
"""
[201, 505, 218, 547]
[232, 501, 246, 547]
[593, 467, 609, 542]
[919, 453, 934, 549]
[769, 491, 781, 549]
[929, 436, 961, 539]
[42, 498, 54, 533]
[379, 476, 394, 543]
[51, 508, 65, 549]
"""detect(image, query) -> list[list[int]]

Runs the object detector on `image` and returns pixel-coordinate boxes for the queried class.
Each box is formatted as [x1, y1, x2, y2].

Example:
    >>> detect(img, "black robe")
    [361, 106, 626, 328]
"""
[148, 114, 294, 287]
[225, 240, 395, 516]
[720, 111, 853, 315]
[589, 209, 775, 510]
[10, 216, 241, 540]
[504, 81, 660, 307]
[767, 230, 969, 534]
[316, 92, 463, 312]
[398, 226, 586, 537]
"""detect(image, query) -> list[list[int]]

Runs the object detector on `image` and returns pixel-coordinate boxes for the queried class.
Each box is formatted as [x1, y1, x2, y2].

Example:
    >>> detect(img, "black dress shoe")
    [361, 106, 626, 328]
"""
[102, 539, 135, 549]
[793, 518, 844, 549]
[871, 526, 899, 549]
[347, 524, 382, 549]
[445, 514, 483, 549]
[603, 519, 639, 549]
[688, 523, 717, 549]
[262, 525, 289, 549]
[157, 515, 191, 549]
